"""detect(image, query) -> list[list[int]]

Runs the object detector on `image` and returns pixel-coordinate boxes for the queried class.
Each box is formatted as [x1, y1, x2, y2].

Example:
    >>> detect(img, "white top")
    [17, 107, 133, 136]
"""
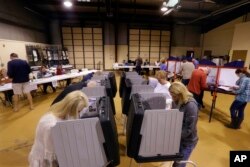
[180, 62, 195, 79]
[154, 82, 172, 99]
[29, 113, 62, 167]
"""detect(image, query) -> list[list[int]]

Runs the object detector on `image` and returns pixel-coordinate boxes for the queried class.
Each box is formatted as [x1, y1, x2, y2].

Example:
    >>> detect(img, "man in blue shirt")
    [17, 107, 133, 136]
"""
[7, 53, 33, 111]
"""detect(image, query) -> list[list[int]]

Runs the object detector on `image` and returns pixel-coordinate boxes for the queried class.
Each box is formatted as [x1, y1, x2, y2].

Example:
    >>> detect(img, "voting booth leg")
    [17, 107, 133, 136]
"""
[209, 100, 215, 122]
[209, 92, 217, 122]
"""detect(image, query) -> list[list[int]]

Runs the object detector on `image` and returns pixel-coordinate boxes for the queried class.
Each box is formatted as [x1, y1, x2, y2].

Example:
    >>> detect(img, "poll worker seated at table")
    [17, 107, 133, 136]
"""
[51, 73, 95, 105]
[154, 70, 172, 99]
[227, 69, 250, 129]
[0, 68, 14, 105]
[143, 59, 149, 66]
[169, 82, 199, 167]
[56, 64, 71, 86]
[29, 90, 89, 167]
[37, 65, 56, 94]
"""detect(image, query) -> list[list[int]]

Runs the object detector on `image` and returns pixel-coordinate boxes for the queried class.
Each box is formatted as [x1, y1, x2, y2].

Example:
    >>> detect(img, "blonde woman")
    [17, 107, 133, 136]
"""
[29, 90, 89, 167]
[154, 70, 171, 99]
[169, 82, 198, 167]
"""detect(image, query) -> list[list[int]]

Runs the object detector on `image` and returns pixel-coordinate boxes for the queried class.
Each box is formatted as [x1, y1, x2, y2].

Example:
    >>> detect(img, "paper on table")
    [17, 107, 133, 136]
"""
[217, 86, 232, 91]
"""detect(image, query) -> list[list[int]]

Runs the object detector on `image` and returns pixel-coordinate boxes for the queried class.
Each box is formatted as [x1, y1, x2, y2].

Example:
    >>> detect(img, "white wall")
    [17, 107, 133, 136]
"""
[230, 21, 250, 69]
[0, 39, 48, 68]
[202, 17, 243, 56]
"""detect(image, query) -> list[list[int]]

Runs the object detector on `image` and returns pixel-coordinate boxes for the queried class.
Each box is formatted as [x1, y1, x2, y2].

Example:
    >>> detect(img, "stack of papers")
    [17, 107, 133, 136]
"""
[218, 86, 232, 91]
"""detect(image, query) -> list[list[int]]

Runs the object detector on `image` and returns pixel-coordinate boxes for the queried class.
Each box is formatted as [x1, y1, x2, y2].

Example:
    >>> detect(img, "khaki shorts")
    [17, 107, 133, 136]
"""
[12, 82, 31, 95]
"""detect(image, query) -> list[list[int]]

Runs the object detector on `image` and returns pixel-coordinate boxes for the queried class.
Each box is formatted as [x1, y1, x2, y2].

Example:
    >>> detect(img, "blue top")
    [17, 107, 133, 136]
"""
[7, 59, 31, 83]
[160, 64, 167, 71]
[234, 76, 250, 102]
[192, 59, 199, 69]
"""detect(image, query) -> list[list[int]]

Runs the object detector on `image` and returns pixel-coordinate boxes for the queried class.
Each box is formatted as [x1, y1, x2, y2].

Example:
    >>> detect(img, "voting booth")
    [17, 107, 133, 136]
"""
[51, 97, 120, 167]
[121, 79, 152, 115]
[88, 78, 116, 115]
[92, 72, 117, 97]
[126, 93, 184, 163]
[119, 71, 139, 97]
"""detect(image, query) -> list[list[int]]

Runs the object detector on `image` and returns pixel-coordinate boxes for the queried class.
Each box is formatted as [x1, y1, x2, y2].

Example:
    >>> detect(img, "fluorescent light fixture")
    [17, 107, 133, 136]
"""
[161, 7, 168, 12]
[163, 8, 174, 15]
[64, 1, 73, 7]
[166, 0, 179, 7]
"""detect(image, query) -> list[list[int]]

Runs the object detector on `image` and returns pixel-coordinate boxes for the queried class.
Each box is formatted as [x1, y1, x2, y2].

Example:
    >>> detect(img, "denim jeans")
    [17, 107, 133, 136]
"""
[230, 100, 247, 119]
[182, 79, 190, 86]
[173, 143, 197, 167]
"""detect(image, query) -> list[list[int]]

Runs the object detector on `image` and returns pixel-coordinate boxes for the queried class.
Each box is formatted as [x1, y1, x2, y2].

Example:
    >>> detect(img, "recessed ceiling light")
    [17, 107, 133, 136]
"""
[161, 7, 168, 12]
[64, 1, 73, 8]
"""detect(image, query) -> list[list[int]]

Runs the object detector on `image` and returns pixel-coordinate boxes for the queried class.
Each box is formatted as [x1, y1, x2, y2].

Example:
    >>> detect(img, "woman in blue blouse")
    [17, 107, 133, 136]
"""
[228, 69, 250, 129]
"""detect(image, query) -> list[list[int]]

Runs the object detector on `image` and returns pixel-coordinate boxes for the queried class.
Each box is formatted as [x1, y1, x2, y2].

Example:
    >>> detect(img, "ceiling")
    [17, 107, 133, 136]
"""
[24, 0, 250, 31]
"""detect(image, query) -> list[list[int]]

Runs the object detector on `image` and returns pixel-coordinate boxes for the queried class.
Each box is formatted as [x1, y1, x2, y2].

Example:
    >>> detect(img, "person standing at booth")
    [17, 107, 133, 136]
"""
[29, 91, 89, 167]
[169, 82, 199, 167]
[228, 69, 250, 129]
[180, 58, 195, 86]
[154, 70, 172, 99]
[135, 55, 143, 75]
[187, 67, 209, 109]
[7, 53, 33, 111]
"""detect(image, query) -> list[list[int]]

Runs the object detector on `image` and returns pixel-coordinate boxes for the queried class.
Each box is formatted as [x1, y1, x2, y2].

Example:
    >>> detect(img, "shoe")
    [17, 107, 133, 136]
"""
[30, 106, 34, 110]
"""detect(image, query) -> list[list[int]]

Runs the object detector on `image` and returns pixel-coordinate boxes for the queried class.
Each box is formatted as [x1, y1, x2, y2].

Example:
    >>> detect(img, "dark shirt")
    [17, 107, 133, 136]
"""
[135, 57, 143, 67]
[51, 72, 94, 105]
[7, 59, 31, 83]
[173, 98, 199, 146]
[52, 81, 87, 105]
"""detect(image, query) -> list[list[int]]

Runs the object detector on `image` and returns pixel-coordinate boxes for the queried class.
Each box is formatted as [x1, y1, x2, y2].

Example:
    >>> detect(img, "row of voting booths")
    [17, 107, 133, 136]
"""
[199, 64, 242, 122]
[168, 59, 243, 122]
[119, 71, 189, 166]
[51, 70, 195, 167]
[26, 45, 70, 67]
[51, 72, 120, 167]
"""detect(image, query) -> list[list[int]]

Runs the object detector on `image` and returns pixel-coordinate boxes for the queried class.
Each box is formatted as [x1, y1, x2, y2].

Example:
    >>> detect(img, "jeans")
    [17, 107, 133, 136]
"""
[173, 143, 197, 167]
[230, 100, 247, 119]
[182, 79, 190, 86]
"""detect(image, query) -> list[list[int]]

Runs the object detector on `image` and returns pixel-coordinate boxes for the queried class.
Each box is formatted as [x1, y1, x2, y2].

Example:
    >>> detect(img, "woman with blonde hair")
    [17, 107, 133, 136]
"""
[169, 82, 198, 167]
[154, 70, 171, 99]
[29, 90, 89, 167]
